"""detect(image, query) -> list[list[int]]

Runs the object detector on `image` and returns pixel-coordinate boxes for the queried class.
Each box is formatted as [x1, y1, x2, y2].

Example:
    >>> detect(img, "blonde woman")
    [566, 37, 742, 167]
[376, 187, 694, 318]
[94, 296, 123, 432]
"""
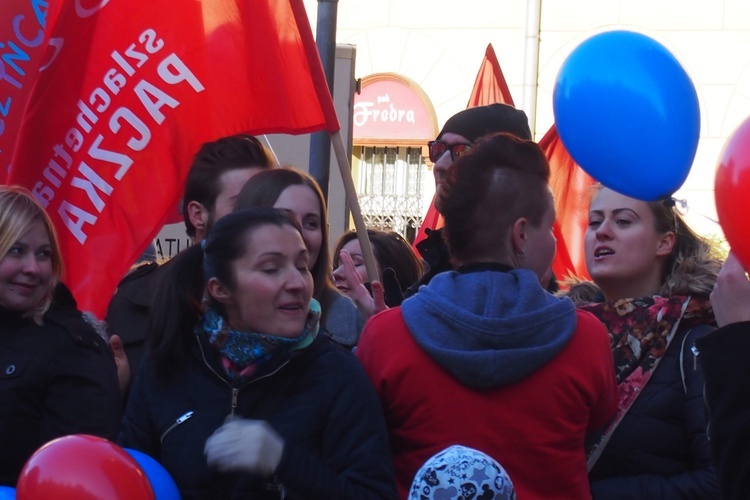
[0, 186, 121, 486]
[569, 186, 721, 498]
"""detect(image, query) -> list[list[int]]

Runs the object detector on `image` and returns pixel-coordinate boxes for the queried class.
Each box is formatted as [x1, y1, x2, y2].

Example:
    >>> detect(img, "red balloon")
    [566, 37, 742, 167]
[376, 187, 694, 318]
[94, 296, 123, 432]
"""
[715, 116, 750, 270]
[16, 434, 155, 500]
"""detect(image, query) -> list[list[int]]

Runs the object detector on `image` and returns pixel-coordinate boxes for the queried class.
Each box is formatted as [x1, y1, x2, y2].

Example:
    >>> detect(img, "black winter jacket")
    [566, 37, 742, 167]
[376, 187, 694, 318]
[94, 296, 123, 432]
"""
[119, 333, 397, 499]
[696, 321, 750, 500]
[401, 228, 452, 302]
[106, 261, 165, 378]
[589, 324, 720, 499]
[0, 305, 122, 485]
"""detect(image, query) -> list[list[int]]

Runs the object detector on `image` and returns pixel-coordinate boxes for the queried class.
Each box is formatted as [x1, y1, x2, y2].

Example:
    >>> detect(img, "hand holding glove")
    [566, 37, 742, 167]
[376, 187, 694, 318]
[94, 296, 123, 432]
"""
[204, 419, 284, 476]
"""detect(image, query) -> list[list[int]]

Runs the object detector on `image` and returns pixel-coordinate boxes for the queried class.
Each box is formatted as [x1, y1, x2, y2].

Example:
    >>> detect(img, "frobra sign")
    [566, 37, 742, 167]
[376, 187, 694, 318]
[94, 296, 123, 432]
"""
[353, 74, 437, 144]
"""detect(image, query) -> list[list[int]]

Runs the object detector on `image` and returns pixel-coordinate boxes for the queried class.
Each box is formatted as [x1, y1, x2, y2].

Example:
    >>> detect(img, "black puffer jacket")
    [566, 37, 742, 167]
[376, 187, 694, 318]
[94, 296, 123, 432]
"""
[119, 334, 397, 499]
[589, 324, 720, 499]
[0, 304, 122, 485]
[400, 228, 452, 302]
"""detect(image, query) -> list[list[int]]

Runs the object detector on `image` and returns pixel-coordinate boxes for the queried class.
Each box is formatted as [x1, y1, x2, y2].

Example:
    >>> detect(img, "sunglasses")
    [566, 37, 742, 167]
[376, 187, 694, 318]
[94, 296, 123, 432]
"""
[427, 141, 472, 163]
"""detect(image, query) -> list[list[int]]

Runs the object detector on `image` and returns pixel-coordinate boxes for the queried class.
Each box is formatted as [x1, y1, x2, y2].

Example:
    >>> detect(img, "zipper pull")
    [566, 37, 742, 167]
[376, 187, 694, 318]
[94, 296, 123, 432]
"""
[160, 410, 195, 442]
[176, 410, 194, 424]
[230, 388, 239, 418]
[691, 344, 699, 370]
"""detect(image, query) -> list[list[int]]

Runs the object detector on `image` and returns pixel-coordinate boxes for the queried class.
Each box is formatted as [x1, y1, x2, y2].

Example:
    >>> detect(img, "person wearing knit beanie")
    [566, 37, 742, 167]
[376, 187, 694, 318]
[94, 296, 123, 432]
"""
[432, 104, 531, 194]
[437, 103, 532, 144]
[378, 103, 534, 304]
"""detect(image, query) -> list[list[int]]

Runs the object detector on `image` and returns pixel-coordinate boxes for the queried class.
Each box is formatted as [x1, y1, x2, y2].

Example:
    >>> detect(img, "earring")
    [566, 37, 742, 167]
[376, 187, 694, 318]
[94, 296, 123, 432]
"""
[516, 250, 525, 258]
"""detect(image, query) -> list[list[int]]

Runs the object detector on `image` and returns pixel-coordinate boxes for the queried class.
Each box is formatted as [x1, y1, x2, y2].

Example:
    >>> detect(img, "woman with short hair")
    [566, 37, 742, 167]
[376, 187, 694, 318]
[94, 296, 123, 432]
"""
[356, 133, 618, 499]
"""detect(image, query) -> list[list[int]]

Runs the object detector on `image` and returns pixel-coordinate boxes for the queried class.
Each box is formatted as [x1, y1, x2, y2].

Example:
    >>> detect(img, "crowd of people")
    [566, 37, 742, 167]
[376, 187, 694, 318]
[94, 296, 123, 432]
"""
[1, 103, 748, 499]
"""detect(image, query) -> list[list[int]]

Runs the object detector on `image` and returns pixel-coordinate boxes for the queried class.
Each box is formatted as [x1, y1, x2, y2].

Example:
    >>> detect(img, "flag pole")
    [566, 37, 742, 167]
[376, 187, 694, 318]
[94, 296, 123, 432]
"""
[260, 135, 281, 165]
[330, 130, 379, 281]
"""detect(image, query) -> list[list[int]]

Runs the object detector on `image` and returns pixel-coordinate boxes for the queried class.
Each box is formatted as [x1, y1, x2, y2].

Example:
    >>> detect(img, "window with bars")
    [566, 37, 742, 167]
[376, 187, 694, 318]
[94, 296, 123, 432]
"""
[356, 146, 432, 243]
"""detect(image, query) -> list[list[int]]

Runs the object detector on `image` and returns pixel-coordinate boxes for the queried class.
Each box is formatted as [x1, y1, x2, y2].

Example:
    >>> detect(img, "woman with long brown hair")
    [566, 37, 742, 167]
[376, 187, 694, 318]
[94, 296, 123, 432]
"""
[568, 186, 721, 498]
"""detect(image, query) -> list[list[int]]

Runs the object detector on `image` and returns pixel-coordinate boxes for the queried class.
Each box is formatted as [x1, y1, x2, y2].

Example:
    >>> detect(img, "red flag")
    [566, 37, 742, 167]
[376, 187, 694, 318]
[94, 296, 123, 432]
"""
[415, 45, 591, 284]
[539, 124, 594, 281]
[7, 0, 339, 317]
[466, 44, 515, 108]
[414, 43, 515, 248]
[0, 1, 63, 182]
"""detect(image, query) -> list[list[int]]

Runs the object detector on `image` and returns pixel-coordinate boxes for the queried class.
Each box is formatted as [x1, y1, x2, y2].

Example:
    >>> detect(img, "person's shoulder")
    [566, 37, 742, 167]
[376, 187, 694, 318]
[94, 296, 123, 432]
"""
[43, 308, 109, 354]
[306, 334, 356, 361]
[111, 262, 164, 306]
[116, 262, 167, 301]
[118, 261, 162, 286]
[358, 307, 408, 352]
[573, 309, 608, 333]
[367, 306, 404, 327]
[322, 289, 365, 344]
[681, 322, 715, 340]
[697, 320, 750, 353]
[293, 336, 366, 384]
[325, 289, 359, 316]
[568, 310, 612, 351]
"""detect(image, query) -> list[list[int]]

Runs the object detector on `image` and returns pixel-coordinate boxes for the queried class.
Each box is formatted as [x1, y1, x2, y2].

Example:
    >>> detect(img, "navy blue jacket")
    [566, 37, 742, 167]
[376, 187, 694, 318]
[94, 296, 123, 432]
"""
[589, 324, 720, 499]
[119, 333, 397, 499]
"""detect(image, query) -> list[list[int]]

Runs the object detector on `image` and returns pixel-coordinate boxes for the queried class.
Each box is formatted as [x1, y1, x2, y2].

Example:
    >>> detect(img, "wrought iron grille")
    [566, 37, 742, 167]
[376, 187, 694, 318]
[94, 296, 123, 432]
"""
[357, 147, 430, 243]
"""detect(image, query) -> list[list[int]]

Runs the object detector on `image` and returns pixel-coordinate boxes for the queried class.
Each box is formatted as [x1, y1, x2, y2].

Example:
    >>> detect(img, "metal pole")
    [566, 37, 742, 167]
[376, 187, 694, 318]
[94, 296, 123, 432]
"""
[330, 130, 379, 281]
[522, 0, 542, 139]
[309, 0, 339, 201]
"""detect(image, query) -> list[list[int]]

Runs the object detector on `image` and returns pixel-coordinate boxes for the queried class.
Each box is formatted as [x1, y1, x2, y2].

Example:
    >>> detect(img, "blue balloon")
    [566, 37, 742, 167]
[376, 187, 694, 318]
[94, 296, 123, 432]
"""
[0, 486, 15, 500]
[124, 448, 181, 500]
[553, 30, 700, 200]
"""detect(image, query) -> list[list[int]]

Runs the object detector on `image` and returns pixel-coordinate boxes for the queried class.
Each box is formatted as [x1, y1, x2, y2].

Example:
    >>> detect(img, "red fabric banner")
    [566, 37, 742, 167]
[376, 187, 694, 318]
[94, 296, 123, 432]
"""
[539, 124, 594, 281]
[6, 0, 339, 317]
[413, 44, 589, 284]
[413, 43, 516, 249]
[0, 0, 63, 182]
[466, 44, 515, 108]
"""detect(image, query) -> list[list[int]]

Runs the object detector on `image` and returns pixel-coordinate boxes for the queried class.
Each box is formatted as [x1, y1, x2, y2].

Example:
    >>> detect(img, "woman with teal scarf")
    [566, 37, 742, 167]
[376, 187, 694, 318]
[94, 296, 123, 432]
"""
[119, 208, 396, 499]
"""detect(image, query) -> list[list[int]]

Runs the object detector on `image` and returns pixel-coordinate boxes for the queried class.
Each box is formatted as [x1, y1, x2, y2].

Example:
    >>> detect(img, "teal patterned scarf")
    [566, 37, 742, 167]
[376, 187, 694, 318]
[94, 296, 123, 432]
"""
[197, 299, 320, 386]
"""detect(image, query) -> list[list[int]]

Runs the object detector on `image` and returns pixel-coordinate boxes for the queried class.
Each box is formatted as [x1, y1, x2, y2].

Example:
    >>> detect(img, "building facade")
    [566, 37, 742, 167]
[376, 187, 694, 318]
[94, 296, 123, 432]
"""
[303, 0, 750, 241]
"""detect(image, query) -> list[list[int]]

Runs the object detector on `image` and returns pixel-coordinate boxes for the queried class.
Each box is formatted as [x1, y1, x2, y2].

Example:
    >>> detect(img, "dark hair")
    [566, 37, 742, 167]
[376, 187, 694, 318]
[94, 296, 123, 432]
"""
[234, 167, 335, 322]
[438, 132, 551, 264]
[333, 229, 424, 292]
[149, 208, 299, 380]
[182, 134, 273, 238]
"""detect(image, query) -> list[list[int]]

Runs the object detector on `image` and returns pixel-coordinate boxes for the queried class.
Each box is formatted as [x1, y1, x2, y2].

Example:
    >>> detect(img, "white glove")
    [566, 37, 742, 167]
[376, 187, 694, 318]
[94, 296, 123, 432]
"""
[204, 419, 285, 476]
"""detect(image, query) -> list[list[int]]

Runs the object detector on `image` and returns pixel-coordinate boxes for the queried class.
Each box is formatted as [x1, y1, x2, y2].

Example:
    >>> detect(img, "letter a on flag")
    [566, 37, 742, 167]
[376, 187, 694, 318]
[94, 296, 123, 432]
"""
[5, 0, 339, 316]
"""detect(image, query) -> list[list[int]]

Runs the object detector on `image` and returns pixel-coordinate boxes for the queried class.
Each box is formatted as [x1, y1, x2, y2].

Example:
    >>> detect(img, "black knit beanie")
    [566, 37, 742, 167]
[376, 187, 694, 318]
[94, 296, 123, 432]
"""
[437, 103, 532, 143]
